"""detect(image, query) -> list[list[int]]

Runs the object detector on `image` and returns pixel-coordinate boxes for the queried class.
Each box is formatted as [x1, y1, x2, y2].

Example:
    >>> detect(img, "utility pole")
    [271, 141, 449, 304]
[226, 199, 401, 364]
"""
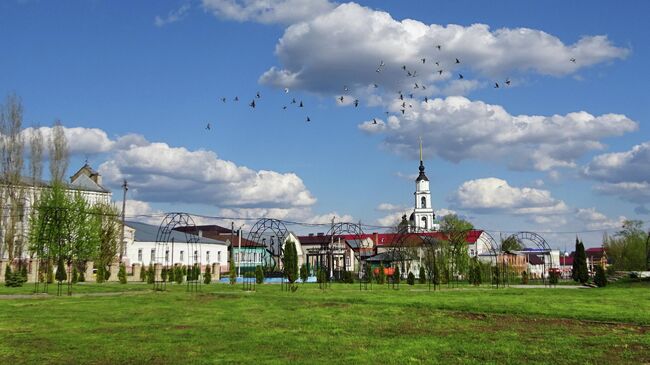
[119, 179, 128, 262]
[238, 226, 242, 278]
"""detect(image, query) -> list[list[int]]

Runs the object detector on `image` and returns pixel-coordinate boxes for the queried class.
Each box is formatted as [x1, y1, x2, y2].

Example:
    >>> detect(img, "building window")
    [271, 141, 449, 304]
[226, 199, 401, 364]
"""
[165, 250, 169, 262]
[150, 249, 155, 261]
[421, 216, 428, 229]
[138, 249, 143, 262]
[218, 251, 221, 262]
[206, 251, 210, 262]
[194, 250, 198, 263]
[421, 197, 426, 209]
[180, 251, 184, 262]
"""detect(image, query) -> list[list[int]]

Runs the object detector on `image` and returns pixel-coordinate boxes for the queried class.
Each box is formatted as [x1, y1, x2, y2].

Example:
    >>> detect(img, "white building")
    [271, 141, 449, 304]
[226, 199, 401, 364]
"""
[0, 164, 112, 260]
[409, 140, 437, 231]
[123, 221, 229, 269]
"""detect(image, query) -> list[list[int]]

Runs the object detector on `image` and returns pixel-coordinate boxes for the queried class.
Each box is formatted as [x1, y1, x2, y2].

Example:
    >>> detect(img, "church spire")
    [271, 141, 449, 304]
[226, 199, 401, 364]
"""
[416, 137, 428, 181]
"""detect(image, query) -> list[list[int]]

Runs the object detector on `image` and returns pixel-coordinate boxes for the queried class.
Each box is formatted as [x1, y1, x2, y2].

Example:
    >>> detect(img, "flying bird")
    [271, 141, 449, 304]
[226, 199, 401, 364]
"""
[372, 118, 378, 124]
[455, 58, 460, 64]
[421, 58, 426, 64]
[284, 88, 289, 93]
[282, 106, 287, 110]
[343, 85, 350, 92]
[291, 98, 297, 104]
[494, 82, 500, 88]
[256, 91, 261, 98]
[373, 83, 379, 88]
[220, 97, 226, 103]
[570, 58, 576, 63]
[234, 96, 239, 101]
[407, 71, 413, 77]
[401, 109, 405, 115]
[299, 101, 304, 107]
[401, 101, 406, 108]
[459, 73, 464, 79]
[402, 65, 407, 70]
[354, 99, 359, 107]
[249, 100, 256, 108]
[408, 93, 414, 99]
[339, 96, 344, 102]
[422, 85, 427, 90]
[436, 45, 442, 50]
[414, 83, 419, 89]
[306, 117, 311, 122]
[437, 69, 443, 75]
[205, 123, 211, 130]
[435, 61, 440, 66]
[505, 79, 511, 86]
[399, 93, 404, 100]
[424, 96, 429, 103]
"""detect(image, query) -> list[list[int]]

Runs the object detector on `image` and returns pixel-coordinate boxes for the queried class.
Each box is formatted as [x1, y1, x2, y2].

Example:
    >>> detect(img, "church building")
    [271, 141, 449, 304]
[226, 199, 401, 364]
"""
[408, 140, 436, 231]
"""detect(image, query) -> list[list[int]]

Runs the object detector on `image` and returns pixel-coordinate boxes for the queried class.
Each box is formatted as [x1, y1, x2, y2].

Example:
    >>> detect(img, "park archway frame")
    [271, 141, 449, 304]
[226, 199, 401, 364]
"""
[154, 212, 202, 292]
[243, 218, 290, 291]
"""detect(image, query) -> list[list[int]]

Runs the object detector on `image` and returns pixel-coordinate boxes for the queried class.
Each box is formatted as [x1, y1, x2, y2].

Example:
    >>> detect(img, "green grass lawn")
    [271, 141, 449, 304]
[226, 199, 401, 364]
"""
[1, 281, 649, 364]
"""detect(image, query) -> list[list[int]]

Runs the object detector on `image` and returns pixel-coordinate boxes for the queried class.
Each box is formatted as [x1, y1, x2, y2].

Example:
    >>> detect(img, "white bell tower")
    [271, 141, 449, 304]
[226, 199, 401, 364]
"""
[410, 137, 435, 231]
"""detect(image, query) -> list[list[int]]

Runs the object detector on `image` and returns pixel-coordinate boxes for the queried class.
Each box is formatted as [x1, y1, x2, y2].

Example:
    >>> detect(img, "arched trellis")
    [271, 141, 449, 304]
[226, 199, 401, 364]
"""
[324, 222, 367, 289]
[243, 218, 290, 291]
[505, 231, 555, 286]
[154, 213, 202, 292]
[386, 227, 503, 290]
[32, 207, 75, 296]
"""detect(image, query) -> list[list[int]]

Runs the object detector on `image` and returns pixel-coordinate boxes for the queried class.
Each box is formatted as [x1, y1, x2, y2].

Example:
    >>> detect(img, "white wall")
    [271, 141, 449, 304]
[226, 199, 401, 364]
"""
[125, 240, 228, 268]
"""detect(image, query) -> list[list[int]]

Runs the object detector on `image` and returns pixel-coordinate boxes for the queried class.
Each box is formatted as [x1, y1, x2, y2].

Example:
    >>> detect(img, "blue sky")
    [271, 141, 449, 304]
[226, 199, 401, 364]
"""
[1, 0, 649, 248]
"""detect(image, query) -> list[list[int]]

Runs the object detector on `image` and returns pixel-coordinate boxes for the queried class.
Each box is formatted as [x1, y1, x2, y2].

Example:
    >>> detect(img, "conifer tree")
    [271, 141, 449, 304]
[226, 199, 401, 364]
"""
[229, 256, 237, 285]
[174, 265, 183, 284]
[4, 265, 13, 287]
[594, 265, 607, 287]
[393, 265, 401, 284]
[377, 264, 386, 284]
[55, 256, 67, 283]
[283, 240, 298, 284]
[204, 265, 211, 284]
[255, 265, 264, 284]
[118, 263, 127, 284]
[71, 266, 78, 284]
[418, 266, 426, 284]
[139, 264, 146, 282]
[572, 239, 589, 284]
[299, 263, 308, 283]
[407, 272, 415, 285]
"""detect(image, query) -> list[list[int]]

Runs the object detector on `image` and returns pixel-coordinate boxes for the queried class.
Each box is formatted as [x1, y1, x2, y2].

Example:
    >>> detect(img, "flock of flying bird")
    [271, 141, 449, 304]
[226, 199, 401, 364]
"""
[207, 45, 579, 130]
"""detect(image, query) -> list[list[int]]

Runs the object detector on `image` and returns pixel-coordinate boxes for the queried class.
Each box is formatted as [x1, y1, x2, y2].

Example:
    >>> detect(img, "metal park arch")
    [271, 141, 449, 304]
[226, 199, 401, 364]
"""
[154, 213, 202, 292]
[242, 218, 290, 291]
[386, 227, 502, 290]
[505, 231, 555, 286]
[324, 222, 367, 290]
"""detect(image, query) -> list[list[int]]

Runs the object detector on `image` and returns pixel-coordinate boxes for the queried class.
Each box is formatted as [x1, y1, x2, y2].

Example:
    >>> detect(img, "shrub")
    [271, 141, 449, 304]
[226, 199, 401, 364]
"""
[521, 271, 529, 285]
[344, 270, 354, 284]
[418, 266, 426, 284]
[174, 265, 183, 284]
[168, 265, 175, 282]
[139, 264, 147, 282]
[549, 270, 559, 285]
[377, 265, 386, 285]
[147, 264, 155, 284]
[255, 265, 264, 284]
[161, 267, 168, 282]
[299, 263, 308, 283]
[55, 257, 67, 283]
[594, 265, 607, 287]
[407, 272, 415, 285]
[204, 265, 211, 284]
[20, 265, 28, 284]
[71, 266, 78, 284]
[118, 263, 127, 284]
[4, 265, 15, 287]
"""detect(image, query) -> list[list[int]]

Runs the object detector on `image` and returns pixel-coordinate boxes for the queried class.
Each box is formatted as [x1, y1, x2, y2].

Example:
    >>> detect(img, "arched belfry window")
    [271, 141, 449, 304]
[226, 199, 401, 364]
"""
[421, 196, 426, 209]
[421, 216, 428, 229]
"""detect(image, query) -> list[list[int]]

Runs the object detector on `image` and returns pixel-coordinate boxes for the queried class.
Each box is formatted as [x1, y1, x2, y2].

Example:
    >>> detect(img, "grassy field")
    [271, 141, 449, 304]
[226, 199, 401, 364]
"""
[1, 280, 649, 364]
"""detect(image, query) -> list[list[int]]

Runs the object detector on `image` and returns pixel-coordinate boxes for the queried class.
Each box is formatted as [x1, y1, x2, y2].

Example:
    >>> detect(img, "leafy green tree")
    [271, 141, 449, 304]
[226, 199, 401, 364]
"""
[283, 240, 299, 284]
[204, 265, 211, 284]
[501, 236, 524, 252]
[118, 263, 127, 284]
[605, 220, 648, 271]
[407, 272, 415, 285]
[255, 265, 264, 284]
[418, 266, 426, 284]
[594, 265, 607, 287]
